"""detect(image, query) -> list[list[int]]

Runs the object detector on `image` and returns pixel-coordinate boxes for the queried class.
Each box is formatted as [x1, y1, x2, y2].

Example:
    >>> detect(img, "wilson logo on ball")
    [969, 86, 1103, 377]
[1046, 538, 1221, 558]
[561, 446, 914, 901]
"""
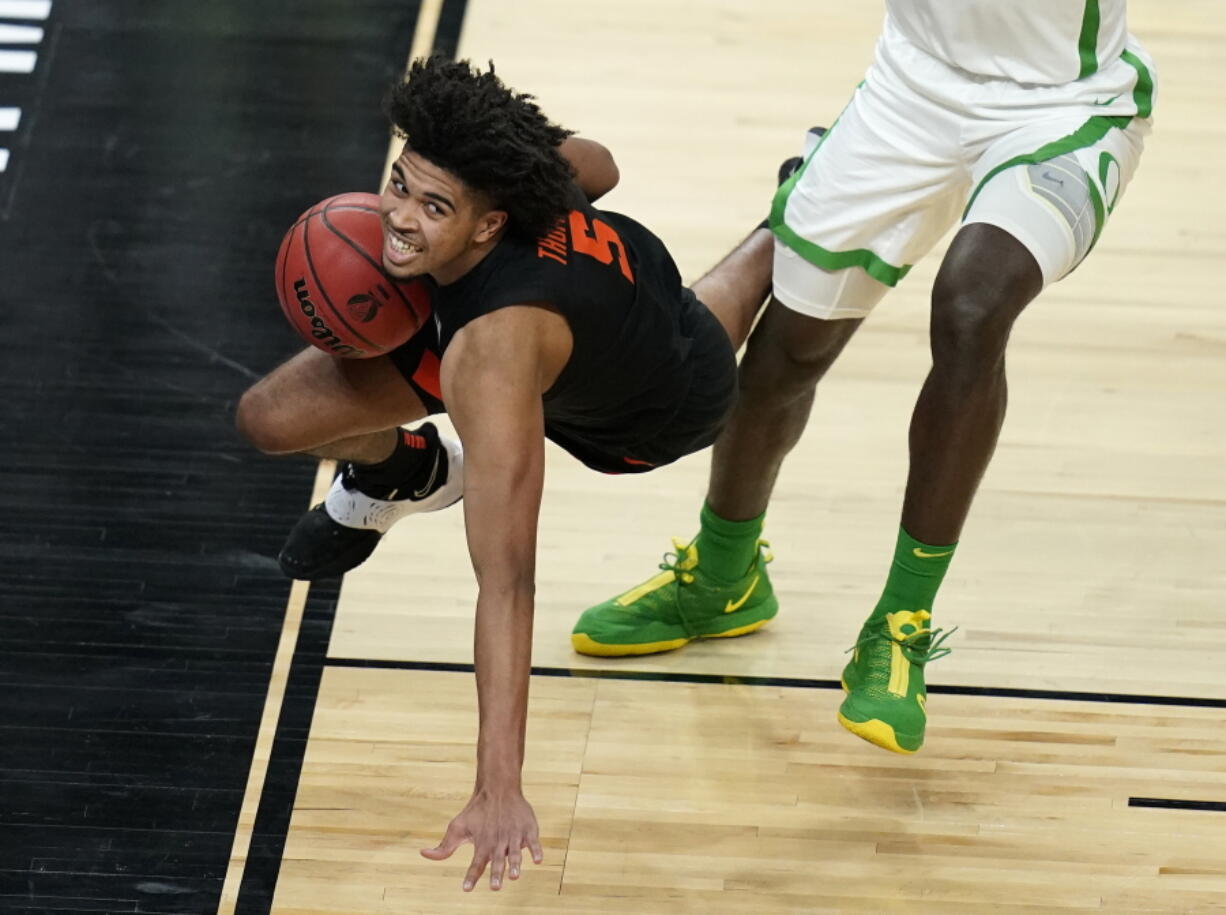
[293, 278, 363, 357]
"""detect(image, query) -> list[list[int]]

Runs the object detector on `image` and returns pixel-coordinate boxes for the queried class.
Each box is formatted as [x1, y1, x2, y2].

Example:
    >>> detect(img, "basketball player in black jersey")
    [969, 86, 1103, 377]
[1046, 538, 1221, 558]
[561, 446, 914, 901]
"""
[235, 57, 778, 892]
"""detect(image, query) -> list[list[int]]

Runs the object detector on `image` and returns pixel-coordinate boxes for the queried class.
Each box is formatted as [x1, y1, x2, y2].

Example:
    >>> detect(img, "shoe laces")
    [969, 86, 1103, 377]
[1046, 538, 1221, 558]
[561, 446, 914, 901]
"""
[658, 537, 773, 585]
[848, 616, 957, 666]
[659, 538, 698, 584]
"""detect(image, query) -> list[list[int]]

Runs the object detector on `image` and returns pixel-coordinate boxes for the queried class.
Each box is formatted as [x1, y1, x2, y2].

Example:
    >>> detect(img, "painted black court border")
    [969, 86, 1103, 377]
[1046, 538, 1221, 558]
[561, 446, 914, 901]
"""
[324, 656, 1226, 709]
[231, 1, 470, 911]
[1129, 797, 1226, 813]
[233, 578, 343, 913]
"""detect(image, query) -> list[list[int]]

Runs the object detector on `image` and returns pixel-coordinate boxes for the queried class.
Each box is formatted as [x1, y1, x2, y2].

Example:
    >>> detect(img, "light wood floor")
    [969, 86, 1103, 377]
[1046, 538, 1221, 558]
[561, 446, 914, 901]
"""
[271, 0, 1226, 911]
[272, 668, 1226, 914]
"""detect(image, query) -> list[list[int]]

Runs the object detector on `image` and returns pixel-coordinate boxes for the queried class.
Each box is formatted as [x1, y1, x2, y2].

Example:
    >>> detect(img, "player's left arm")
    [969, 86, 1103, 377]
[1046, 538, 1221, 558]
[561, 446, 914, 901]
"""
[560, 136, 619, 202]
[420, 304, 570, 892]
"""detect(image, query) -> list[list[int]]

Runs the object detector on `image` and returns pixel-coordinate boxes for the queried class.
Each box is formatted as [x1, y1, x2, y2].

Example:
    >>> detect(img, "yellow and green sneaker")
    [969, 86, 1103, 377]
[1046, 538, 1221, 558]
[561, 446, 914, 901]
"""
[837, 610, 955, 754]
[571, 538, 777, 657]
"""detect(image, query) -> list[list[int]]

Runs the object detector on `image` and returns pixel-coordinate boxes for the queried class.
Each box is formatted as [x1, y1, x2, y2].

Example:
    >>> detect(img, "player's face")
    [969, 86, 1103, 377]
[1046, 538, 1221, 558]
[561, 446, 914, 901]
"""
[380, 146, 505, 283]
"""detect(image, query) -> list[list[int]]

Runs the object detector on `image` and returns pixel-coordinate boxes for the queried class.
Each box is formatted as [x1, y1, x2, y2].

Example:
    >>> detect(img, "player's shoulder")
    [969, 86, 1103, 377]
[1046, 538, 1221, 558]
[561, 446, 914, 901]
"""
[442, 299, 571, 389]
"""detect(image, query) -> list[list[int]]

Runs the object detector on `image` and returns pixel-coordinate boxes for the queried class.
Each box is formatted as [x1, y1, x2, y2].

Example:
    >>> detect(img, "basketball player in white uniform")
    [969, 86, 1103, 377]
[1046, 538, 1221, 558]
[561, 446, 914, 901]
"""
[575, 0, 1156, 754]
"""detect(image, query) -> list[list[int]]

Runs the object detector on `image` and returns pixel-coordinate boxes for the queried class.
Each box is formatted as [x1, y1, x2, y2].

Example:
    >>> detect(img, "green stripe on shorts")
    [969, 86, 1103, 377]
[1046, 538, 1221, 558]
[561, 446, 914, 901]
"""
[769, 115, 914, 289]
[963, 51, 1154, 220]
[1121, 49, 1154, 118]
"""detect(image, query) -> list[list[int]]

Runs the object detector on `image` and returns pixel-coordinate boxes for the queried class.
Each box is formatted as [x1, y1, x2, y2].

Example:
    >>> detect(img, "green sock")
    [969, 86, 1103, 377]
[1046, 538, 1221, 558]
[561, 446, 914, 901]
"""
[869, 526, 957, 622]
[693, 502, 763, 581]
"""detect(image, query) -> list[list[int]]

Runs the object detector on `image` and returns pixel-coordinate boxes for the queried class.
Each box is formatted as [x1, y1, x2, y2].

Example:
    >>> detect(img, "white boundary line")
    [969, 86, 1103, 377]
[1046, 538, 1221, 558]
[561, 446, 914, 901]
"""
[0, 23, 43, 42]
[0, 50, 37, 73]
[216, 459, 334, 914]
[0, 0, 52, 19]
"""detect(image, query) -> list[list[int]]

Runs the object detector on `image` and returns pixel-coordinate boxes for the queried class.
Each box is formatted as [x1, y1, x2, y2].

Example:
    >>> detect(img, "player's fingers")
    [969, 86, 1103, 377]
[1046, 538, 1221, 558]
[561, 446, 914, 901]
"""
[527, 830, 544, 865]
[508, 846, 523, 880]
[489, 844, 507, 891]
[460, 848, 487, 892]
[420, 822, 467, 860]
[462, 852, 488, 893]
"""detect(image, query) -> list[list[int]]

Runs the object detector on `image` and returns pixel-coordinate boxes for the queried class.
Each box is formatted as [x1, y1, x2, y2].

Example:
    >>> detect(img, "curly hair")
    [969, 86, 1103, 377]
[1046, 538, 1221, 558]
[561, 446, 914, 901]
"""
[384, 57, 575, 242]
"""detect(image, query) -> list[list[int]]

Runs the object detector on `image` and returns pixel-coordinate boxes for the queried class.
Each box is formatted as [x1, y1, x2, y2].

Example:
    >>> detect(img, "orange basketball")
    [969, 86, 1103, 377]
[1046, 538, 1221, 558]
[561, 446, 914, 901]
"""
[275, 192, 432, 358]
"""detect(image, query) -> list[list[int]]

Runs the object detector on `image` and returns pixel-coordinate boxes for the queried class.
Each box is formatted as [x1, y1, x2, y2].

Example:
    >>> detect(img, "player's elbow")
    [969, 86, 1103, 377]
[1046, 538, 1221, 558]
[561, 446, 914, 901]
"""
[585, 146, 620, 200]
[562, 137, 620, 202]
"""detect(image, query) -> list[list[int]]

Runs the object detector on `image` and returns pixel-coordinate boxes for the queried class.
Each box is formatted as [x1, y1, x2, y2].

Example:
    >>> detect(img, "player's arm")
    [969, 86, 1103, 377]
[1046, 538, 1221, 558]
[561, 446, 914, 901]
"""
[560, 136, 619, 202]
[421, 304, 571, 892]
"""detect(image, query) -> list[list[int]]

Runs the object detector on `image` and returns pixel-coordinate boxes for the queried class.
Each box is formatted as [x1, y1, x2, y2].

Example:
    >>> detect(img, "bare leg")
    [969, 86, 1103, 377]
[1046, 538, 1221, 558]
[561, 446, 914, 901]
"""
[304, 429, 398, 465]
[707, 300, 862, 521]
[235, 347, 427, 463]
[902, 222, 1043, 543]
[689, 227, 775, 350]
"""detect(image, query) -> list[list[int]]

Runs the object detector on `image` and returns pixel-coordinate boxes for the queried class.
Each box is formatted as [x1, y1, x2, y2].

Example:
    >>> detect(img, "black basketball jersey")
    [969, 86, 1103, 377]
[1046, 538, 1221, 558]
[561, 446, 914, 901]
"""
[429, 189, 733, 472]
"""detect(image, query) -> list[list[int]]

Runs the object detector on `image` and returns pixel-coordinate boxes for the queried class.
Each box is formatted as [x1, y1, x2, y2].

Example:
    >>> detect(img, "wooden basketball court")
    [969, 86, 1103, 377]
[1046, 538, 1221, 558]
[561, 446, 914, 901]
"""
[217, 1, 1226, 911]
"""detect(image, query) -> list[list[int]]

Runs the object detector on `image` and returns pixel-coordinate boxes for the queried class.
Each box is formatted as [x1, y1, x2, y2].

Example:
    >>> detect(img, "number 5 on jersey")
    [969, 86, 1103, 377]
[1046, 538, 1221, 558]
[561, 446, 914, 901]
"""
[568, 211, 635, 283]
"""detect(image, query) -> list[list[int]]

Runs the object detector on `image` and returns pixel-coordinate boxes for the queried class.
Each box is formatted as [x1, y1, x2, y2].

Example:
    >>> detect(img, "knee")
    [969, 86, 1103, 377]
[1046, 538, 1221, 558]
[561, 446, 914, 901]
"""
[930, 225, 1043, 373]
[929, 279, 1023, 376]
[738, 339, 824, 407]
[738, 310, 858, 405]
[235, 383, 298, 456]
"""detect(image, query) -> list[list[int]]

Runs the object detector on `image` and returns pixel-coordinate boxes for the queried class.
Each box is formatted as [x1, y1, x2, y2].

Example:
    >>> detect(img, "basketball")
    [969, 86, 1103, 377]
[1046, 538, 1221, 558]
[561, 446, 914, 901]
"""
[274, 191, 432, 358]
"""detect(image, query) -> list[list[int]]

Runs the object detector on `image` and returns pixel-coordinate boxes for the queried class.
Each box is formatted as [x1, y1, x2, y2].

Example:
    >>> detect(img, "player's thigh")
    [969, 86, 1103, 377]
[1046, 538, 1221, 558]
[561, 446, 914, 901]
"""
[237, 347, 427, 454]
[770, 78, 967, 320]
[963, 116, 1150, 287]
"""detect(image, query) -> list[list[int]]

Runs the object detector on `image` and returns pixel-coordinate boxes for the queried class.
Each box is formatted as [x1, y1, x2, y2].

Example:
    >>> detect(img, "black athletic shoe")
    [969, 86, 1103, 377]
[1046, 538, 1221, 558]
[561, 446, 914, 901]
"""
[278, 505, 383, 581]
[777, 155, 803, 185]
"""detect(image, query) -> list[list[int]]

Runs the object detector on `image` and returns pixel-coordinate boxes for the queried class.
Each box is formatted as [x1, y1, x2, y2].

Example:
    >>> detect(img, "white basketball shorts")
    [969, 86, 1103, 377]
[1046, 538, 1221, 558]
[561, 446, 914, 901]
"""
[770, 18, 1157, 320]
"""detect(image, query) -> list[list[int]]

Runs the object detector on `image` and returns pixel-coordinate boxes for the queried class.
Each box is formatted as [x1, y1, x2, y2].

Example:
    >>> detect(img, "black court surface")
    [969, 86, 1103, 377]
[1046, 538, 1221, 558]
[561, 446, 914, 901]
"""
[1, 2, 432, 911]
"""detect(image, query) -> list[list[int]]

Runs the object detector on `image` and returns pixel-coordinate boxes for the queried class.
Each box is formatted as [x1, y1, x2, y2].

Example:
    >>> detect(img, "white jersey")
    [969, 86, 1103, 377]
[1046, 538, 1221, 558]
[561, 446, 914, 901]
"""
[884, 0, 1129, 85]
